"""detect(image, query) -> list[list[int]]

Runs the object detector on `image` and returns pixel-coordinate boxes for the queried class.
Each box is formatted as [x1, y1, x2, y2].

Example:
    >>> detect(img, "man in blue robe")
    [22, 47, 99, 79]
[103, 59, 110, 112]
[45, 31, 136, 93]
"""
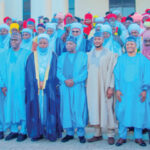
[57, 36, 88, 143]
[1, 33, 31, 142]
[26, 33, 62, 142]
[0, 24, 10, 52]
[114, 36, 150, 147]
[20, 28, 33, 51]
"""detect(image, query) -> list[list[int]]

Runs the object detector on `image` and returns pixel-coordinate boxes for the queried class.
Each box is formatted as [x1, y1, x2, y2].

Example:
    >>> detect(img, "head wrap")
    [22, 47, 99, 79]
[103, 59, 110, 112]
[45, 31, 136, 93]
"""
[37, 23, 45, 29]
[128, 23, 141, 34]
[64, 13, 73, 25]
[37, 33, 50, 43]
[95, 17, 105, 23]
[125, 36, 136, 45]
[0, 24, 10, 50]
[131, 12, 142, 22]
[94, 32, 103, 37]
[145, 9, 150, 13]
[113, 10, 121, 16]
[144, 18, 150, 27]
[66, 36, 77, 44]
[95, 24, 103, 32]
[69, 22, 85, 51]
[142, 30, 150, 59]
[56, 12, 65, 19]
[10, 23, 20, 34]
[0, 24, 10, 32]
[84, 12, 93, 35]
[46, 23, 57, 31]
[3, 17, 11, 23]
[22, 28, 32, 36]
[106, 14, 117, 20]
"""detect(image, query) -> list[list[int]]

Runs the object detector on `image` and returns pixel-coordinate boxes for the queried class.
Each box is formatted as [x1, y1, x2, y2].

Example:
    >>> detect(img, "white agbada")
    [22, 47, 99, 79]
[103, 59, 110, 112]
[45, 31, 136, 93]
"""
[87, 48, 118, 129]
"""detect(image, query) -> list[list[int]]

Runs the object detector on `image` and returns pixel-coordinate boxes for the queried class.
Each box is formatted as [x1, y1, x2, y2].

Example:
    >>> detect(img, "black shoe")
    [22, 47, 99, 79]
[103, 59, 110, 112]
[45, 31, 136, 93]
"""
[31, 136, 43, 142]
[17, 134, 27, 142]
[0, 132, 4, 140]
[79, 136, 86, 143]
[61, 135, 74, 143]
[5, 132, 18, 141]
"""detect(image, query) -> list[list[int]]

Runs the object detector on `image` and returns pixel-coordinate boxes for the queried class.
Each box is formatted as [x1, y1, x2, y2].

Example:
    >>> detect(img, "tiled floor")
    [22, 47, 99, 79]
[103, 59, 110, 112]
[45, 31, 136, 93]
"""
[0, 128, 150, 150]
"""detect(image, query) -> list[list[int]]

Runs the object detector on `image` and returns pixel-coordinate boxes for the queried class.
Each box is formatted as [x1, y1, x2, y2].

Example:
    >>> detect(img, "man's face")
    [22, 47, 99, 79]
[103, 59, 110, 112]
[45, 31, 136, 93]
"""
[46, 28, 54, 36]
[94, 36, 104, 48]
[126, 41, 136, 54]
[7, 19, 12, 26]
[10, 35, 21, 49]
[131, 30, 139, 37]
[66, 41, 76, 52]
[66, 17, 73, 24]
[0, 28, 8, 36]
[22, 32, 31, 40]
[72, 28, 81, 37]
[11, 28, 19, 34]
[58, 18, 64, 24]
[27, 24, 35, 31]
[109, 17, 116, 23]
[103, 32, 110, 39]
[124, 20, 132, 29]
[96, 27, 101, 32]
[85, 19, 92, 25]
[144, 38, 150, 47]
[39, 39, 49, 49]
[135, 21, 141, 26]
[38, 27, 45, 34]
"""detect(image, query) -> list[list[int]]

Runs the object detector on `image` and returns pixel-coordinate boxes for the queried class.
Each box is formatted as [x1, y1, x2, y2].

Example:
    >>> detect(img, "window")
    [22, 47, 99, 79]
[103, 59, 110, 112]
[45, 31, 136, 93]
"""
[109, 0, 135, 16]
[23, 0, 31, 20]
[69, 0, 75, 15]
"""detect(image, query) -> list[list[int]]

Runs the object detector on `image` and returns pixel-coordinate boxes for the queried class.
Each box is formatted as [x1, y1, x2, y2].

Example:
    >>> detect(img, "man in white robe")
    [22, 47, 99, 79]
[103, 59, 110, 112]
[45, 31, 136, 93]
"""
[87, 32, 118, 145]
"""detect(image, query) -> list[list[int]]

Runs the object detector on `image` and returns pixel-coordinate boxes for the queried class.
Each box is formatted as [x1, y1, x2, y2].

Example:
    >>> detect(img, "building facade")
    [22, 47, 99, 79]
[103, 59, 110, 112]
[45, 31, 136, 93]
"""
[0, 0, 150, 23]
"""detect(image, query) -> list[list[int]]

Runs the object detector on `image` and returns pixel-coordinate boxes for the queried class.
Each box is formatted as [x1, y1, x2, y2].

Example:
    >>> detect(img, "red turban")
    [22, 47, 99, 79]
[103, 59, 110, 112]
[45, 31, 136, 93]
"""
[3, 16, 11, 23]
[84, 13, 93, 36]
[23, 21, 27, 29]
[64, 13, 73, 25]
[106, 14, 117, 20]
[121, 17, 127, 23]
[145, 9, 150, 13]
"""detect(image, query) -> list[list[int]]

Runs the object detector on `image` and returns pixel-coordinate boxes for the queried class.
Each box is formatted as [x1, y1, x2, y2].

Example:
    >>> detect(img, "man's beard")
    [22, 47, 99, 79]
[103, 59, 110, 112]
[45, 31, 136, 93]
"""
[95, 44, 102, 48]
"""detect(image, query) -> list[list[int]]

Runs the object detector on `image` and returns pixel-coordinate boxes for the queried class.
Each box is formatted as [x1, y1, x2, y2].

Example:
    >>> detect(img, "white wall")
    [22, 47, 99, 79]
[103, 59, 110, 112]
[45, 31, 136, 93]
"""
[0, 0, 5, 24]
[4, 0, 23, 20]
[136, 0, 150, 14]
[75, 0, 109, 18]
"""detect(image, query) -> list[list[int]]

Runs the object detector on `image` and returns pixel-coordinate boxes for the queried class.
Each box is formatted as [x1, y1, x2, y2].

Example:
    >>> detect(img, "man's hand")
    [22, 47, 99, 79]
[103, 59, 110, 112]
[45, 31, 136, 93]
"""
[2, 87, 7, 96]
[140, 91, 146, 102]
[65, 79, 74, 87]
[39, 81, 44, 90]
[107, 87, 114, 99]
[116, 90, 123, 102]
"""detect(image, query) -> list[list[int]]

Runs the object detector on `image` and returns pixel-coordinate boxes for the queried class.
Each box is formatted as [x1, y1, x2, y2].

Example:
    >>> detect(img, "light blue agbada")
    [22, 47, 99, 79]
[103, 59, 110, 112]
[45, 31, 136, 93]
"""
[2, 47, 31, 129]
[128, 23, 142, 52]
[102, 24, 122, 55]
[21, 28, 33, 51]
[0, 24, 10, 52]
[114, 53, 150, 128]
[57, 51, 88, 129]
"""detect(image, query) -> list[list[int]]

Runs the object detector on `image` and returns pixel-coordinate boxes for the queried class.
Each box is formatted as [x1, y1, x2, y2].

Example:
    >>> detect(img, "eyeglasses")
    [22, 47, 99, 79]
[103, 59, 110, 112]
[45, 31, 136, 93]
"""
[72, 31, 79, 33]
[10, 39, 19, 42]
